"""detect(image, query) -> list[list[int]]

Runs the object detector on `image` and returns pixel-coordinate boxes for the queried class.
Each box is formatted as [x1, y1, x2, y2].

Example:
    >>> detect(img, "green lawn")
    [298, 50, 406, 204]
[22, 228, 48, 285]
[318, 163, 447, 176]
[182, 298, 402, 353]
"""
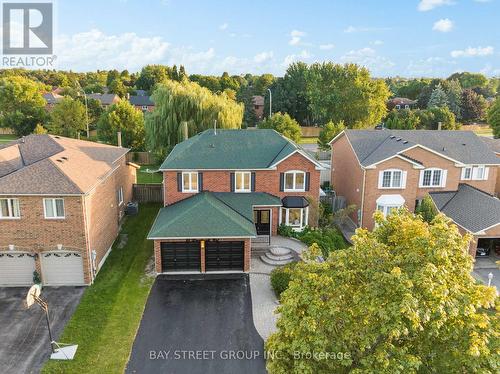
[42, 204, 160, 374]
[137, 164, 163, 184]
[474, 126, 494, 137]
[0, 134, 17, 143]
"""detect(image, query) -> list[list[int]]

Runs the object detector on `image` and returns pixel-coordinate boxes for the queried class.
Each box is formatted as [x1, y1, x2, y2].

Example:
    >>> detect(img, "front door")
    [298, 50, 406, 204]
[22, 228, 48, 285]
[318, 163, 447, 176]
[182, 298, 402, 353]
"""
[254, 209, 271, 236]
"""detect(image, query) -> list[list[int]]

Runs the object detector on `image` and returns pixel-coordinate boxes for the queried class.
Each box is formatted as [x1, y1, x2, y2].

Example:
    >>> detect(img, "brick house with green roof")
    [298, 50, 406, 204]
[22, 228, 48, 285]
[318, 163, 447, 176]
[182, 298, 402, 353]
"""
[148, 129, 323, 273]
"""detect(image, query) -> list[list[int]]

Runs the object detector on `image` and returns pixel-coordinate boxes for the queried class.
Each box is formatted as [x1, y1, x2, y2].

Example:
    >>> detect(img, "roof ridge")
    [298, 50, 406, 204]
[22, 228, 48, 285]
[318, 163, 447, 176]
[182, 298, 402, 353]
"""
[358, 133, 393, 163]
[212, 193, 255, 224]
[267, 136, 294, 167]
[459, 183, 496, 198]
[208, 193, 255, 230]
[47, 159, 84, 193]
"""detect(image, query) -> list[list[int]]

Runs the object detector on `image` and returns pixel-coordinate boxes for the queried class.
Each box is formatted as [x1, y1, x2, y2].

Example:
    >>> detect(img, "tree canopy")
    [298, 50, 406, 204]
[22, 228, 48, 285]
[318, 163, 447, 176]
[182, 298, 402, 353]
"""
[487, 97, 500, 138]
[145, 79, 243, 157]
[97, 100, 145, 150]
[306, 62, 390, 128]
[0, 76, 47, 136]
[266, 209, 499, 373]
[258, 113, 302, 143]
[48, 97, 87, 138]
[317, 120, 345, 151]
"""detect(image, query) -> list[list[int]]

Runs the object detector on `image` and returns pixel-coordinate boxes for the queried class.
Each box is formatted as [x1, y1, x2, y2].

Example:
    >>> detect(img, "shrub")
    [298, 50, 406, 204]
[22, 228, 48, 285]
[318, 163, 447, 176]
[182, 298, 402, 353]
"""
[270, 263, 297, 298]
[298, 227, 347, 258]
[277, 224, 295, 238]
[415, 195, 438, 223]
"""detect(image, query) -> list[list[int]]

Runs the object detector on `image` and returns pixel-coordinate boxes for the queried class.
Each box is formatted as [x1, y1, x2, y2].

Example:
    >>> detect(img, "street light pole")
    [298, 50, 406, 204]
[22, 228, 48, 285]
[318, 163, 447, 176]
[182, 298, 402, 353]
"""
[267, 88, 272, 118]
[75, 81, 90, 138]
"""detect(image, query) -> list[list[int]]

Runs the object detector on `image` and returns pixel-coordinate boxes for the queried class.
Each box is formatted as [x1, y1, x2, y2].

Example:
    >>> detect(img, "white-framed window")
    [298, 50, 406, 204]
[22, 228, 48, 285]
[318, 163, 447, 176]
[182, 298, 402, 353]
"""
[404, 104, 410, 109]
[280, 207, 309, 231]
[376, 194, 405, 219]
[378, 169, 406, 189]
[0, 198, 20, 219]
[182, 172, 199, 193]
[235, 171, 251, 192]
[117, 187, 124, 206]
[141, 105, 148, 111]
[43, 198, 65, 219]
[284, 171, 306, 192]
[419, 168, 446, 188]
[462, 166, 489, 181]
[395, 104, 401, 109]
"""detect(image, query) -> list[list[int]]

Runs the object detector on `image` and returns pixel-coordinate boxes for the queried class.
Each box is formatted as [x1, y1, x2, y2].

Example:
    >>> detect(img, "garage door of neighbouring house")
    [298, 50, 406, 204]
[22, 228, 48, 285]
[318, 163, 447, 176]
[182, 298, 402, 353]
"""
[40, 251, 85, 286]
[0, 251, 36, 286]
[205, 241, 244, 271]
[161, 241, 201, 272]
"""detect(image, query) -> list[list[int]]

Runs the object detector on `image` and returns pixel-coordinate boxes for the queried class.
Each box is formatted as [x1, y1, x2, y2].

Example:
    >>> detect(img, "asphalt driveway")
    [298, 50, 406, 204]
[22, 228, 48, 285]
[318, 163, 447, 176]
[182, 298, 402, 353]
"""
[126, 274, 266, 374]
[0, 286, 84, 374]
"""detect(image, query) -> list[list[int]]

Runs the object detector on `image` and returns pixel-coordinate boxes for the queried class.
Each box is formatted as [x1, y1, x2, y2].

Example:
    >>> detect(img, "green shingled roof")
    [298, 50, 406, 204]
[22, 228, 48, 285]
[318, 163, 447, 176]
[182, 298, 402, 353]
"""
[160, 129, 299, 170]
[148, 192, 281, 239]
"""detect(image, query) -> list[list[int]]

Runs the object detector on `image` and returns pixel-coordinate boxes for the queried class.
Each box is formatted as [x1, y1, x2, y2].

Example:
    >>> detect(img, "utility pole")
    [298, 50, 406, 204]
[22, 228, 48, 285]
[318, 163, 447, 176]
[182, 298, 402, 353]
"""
[267, 88, 272, 118]
[75, 81, 90, 138]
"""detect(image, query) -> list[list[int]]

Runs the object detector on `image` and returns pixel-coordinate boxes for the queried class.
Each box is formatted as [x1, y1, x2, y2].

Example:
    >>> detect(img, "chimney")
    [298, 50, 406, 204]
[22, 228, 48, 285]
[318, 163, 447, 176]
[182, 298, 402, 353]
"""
[437, 121, 442, 131]
[117, 131, 122, 147]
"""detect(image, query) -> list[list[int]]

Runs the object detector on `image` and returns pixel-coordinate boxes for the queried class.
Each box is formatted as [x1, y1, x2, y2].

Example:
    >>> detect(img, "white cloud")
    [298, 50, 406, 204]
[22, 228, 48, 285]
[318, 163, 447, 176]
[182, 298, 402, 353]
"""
[344, 26, 391, 33]
[433, 18, 453, 32]
[254, 51, 274, 63]
[450, 46, 494, 58]
[319, 44, 335, 50]
[289, 30, 305, 46]
[372, 40, 384, 46]
[406, 56, 457, 77]
[418, 0, 454, 11]
[219, 23, 228, 31]
[282, 50, 312, 66]
[340, 47, 395, 73]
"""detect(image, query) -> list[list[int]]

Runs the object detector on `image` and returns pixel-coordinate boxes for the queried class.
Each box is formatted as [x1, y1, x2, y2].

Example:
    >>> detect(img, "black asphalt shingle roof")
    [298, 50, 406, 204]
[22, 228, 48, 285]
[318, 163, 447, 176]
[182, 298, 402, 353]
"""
[342, 130, 500, 167]
[128, 95, 154, 106]
[430, 184, 500, 233]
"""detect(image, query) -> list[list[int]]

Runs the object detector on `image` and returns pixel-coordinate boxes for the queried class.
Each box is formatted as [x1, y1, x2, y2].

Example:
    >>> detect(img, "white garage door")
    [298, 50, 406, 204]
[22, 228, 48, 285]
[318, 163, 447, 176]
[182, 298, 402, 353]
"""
[0, 251, 36, 287]
[41, 251, 85, 286]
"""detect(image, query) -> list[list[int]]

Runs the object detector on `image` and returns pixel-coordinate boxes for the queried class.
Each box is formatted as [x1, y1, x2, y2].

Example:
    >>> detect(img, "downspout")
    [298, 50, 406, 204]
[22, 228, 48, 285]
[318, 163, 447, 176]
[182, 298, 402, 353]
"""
[81, 195, 95, 284]
[360, 168, 366, 228]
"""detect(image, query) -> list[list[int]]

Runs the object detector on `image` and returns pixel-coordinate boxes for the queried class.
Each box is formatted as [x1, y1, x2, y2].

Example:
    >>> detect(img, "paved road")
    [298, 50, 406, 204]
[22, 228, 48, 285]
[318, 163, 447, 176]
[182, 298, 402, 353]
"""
[0, 286, 84, 374]
[126, 274, 266, 374]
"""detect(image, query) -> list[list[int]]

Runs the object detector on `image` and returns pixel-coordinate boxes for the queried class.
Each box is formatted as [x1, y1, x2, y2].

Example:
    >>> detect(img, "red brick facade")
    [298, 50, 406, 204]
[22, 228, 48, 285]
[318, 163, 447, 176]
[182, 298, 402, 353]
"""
[0, 156, 136, 285]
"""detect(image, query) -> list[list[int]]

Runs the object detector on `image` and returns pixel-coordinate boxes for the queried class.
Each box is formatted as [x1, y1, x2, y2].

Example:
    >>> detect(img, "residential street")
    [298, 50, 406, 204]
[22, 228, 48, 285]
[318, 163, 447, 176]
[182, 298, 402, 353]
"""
[0, 286, 84, 374]
[126, 274, 266, 374]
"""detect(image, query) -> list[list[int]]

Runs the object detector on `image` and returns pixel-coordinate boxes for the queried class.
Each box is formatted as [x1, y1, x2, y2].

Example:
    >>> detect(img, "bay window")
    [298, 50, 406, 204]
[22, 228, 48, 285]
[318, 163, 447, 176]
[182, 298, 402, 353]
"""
[284, 171, 305, 192]
[0, 198, 20, 219]
[280, 207, 309, 231]
[376, 194, 405, 218]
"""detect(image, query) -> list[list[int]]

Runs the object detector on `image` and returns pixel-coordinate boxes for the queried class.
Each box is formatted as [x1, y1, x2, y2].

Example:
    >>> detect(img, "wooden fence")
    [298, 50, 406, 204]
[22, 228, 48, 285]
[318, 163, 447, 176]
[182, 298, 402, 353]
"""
[133, 184, 163, 203]
[126, 152, 155, 165]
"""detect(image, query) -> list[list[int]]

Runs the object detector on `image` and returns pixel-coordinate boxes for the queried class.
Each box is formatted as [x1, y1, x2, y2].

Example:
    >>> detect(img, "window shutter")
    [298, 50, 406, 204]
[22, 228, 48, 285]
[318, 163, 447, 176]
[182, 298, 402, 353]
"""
[177, 172, 182, 192]
[484, 167, 489, 180]
[378, 171, 384, 189]
[251, 172, 256, 192]
[401, 171, 407, 189]
[418, 171, 424, 187]
[198, 172, 203, 191]
[441, 170, 447, 187]
[305, 172, 310, 191]
[279, 173, 284, 192]
[230, 172, 235, 192]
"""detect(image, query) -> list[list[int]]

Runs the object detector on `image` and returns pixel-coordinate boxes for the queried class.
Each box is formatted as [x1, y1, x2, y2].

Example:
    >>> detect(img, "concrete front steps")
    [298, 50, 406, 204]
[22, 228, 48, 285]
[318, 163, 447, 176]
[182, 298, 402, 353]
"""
[260, 246, 296, 266]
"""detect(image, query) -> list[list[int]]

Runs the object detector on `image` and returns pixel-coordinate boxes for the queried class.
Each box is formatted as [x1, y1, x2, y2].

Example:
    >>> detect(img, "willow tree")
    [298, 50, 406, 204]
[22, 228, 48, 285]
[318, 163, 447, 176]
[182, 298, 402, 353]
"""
[145, 79, 243, 157]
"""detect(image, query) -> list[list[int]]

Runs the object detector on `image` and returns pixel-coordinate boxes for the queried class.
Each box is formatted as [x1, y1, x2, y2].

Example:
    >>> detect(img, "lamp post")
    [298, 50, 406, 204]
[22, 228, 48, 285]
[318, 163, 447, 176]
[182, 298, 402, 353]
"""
[267, 88, 272, 118]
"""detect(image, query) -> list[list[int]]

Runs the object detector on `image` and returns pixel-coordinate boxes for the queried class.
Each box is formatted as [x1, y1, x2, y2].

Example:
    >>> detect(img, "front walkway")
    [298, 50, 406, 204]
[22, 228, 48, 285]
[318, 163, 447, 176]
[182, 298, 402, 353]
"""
[249, 235, 307, 340]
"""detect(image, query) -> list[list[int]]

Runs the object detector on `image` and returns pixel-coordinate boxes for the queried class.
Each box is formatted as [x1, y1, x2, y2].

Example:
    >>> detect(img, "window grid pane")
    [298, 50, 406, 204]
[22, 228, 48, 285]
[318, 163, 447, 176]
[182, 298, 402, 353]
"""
[45, 200, 55, 217]
[0, 199, 9, 217]
[12, 199, 20, 217]
[432, 170, 441, 186]
[423, 170, 432, 186]
[285, 173, 294, 189]
[55, 199, 64, 217]
[392, 171, 401, 187]
[295, 173, 305, 189]
[382, 171, 391, 187]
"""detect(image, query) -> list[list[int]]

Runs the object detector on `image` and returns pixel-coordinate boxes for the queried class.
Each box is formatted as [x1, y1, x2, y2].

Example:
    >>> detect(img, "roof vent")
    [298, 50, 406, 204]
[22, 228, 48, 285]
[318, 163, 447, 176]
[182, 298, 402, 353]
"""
[390, 135, 396, 139]
[403, 141, 408, 144]
[21, 136, 25, 144]
[209, 144, 215, 148]
[54, 136, 60, 139]
[62, 156, 68, 160]
[442, 147, 446, 151]
[396, 138, 402, 142]
[462, 143, 466, 146]
[56, 159, 63, 163]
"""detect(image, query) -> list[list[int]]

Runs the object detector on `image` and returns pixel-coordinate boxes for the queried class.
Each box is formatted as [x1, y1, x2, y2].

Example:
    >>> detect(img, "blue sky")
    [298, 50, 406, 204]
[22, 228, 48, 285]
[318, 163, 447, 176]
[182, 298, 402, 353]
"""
[52, 0, 499, 77]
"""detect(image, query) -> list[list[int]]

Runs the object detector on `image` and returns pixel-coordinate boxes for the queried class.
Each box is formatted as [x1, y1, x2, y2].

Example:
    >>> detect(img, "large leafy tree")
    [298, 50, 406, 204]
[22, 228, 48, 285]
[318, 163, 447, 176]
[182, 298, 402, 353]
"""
[448, 72, 488, 90]
[258, 112, 302, 143]
[145, 79, 243, 157]
[0, 76, 48, 136]
[487, 97, 500, 138]
[442, 79, 462, 120]
[48, 97, 87, 138]
[97, 100, 145, 149]
[306, 62, 390, 128]
[135, 65, 171, 92]
[266, 209, 499, 373]
[461, 89, 487, 122]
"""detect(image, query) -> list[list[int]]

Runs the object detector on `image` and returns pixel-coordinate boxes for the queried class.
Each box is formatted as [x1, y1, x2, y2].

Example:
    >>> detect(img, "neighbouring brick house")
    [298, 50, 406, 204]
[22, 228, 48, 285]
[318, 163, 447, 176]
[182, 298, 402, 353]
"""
[387, 97, 418, 111]
[148, 129, 322, 274]
[481, 137, 500, 196]
[0, 135, 137, 286]
[128, 94, 155, 112]
[330, 129, 500, 258]
[86, 93, 121, 109]
[252, 95, 265, 122]
[42, 91, 64, 110]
